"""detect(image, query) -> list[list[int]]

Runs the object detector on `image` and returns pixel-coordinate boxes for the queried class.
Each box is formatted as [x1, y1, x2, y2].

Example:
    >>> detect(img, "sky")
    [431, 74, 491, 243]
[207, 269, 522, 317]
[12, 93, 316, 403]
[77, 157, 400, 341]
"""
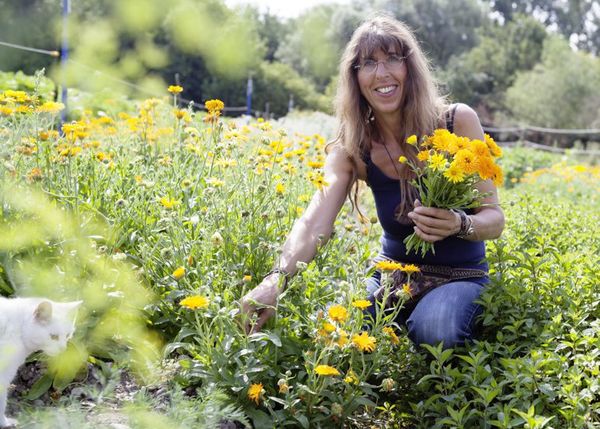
[224, 0, 351, 18]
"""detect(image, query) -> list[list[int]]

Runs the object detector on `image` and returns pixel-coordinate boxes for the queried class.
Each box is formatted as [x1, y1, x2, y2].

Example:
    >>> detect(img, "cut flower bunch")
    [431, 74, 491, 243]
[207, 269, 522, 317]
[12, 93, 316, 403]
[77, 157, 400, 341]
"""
[402, 129, 504, 256]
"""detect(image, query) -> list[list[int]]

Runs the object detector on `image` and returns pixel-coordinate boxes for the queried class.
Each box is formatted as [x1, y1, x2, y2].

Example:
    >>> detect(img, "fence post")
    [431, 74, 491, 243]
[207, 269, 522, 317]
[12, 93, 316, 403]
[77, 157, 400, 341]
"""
[246, 74, 253, 116]
[60, 0, 70, 126]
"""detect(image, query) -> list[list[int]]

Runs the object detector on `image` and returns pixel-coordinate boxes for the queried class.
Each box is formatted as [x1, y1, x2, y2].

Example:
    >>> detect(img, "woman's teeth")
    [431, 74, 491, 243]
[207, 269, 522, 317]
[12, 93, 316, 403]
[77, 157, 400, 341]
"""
[375, 86, 396, 94]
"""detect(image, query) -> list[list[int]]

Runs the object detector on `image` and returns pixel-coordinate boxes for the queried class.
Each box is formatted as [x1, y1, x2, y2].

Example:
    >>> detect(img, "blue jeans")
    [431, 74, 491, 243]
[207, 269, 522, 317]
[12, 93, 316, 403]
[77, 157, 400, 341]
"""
[366, 273, 484, 349]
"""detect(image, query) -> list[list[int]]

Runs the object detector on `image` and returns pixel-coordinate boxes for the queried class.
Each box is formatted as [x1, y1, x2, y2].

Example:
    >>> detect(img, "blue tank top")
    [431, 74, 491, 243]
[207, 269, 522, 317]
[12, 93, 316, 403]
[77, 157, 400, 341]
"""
[363, 153, 489, 273]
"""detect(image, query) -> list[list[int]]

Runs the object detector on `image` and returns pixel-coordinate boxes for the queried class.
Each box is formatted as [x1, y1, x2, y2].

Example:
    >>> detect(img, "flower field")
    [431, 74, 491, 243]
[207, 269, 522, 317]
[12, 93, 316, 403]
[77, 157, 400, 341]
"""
[1, 81, 600, 428]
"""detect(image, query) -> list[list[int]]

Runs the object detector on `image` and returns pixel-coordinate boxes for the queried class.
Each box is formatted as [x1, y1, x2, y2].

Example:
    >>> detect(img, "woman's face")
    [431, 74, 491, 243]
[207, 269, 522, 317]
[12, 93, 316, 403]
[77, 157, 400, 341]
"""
[356, 47, 408, 119]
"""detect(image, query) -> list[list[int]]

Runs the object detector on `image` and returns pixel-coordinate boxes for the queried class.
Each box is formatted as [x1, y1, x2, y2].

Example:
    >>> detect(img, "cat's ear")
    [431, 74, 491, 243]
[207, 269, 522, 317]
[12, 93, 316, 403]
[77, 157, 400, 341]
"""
[34, 301, 53, 325]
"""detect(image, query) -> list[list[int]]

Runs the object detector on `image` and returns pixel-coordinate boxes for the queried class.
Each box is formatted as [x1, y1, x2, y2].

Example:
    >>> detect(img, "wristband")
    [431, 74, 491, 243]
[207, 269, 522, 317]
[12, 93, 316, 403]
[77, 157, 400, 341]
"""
[452, 209, 475, 238]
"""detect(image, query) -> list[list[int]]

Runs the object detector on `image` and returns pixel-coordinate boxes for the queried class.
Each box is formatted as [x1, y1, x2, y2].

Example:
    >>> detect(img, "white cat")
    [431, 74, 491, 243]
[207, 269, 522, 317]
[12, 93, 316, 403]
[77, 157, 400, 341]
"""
[0, 297, 82, 428]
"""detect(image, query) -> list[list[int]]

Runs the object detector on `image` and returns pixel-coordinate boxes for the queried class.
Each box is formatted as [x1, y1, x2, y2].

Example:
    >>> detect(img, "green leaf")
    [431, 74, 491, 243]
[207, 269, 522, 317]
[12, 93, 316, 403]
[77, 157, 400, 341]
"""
[24, 373, 53, 400]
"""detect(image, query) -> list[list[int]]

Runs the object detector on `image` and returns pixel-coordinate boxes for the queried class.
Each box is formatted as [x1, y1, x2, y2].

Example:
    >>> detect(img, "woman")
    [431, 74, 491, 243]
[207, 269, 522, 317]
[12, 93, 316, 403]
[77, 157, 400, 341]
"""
[241, 14, 504, 348]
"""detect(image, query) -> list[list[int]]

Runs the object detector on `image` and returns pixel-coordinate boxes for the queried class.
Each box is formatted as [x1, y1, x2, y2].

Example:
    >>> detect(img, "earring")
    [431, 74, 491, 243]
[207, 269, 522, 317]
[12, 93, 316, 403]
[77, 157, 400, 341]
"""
[365, 106, 374, 123]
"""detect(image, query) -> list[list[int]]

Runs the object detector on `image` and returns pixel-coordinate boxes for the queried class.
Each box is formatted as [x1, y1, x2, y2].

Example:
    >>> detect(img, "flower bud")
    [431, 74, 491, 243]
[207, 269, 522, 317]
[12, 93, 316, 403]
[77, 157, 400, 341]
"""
[381, 378, 395, 392]
[211, 231, 224, 246]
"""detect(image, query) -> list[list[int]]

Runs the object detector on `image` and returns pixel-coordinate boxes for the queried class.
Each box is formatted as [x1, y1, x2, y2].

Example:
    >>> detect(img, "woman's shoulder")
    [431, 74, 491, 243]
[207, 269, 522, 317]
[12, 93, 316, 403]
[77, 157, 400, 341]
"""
[449, 103, 484, 139]
[326, 142, 367, 180]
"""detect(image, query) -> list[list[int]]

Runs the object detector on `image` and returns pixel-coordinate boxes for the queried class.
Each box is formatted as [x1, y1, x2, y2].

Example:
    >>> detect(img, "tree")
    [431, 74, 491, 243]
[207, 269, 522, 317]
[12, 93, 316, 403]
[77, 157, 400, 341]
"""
[505, 36, 600, 128]
[487, 0, 600, 55]
[443, 14, 547, 119]
[275, 5, 342, 90]
[373, 0, 488, 67]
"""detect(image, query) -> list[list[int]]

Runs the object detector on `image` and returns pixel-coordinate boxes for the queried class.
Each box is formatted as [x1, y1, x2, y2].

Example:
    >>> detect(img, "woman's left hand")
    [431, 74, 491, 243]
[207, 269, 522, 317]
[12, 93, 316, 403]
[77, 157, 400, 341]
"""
[407, 200, 461, 243]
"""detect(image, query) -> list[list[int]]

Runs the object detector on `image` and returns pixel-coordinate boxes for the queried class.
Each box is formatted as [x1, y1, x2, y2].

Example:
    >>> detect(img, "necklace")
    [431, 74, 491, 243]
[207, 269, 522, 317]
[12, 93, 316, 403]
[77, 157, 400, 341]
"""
[381, 142, 402, 179]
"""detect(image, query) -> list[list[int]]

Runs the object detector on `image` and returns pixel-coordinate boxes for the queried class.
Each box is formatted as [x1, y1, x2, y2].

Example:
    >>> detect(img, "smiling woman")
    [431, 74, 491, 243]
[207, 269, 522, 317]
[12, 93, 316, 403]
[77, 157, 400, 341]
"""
[241, 13, 504, 351]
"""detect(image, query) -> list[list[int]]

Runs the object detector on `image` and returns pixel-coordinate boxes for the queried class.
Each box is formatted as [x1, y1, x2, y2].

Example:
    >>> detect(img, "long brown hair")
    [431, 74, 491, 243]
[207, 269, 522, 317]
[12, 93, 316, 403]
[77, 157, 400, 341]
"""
[330, 13, 447, 217]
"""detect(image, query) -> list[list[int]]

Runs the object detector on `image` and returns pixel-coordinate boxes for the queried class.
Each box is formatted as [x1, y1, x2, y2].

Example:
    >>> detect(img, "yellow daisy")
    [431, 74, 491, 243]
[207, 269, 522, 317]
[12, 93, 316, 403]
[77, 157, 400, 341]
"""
[315, 365, 340, 376]
[352, 299, 372, 310]
[382, 326, 400, 345]
[180, 295, 209, 310]
[328, 305, 348, 323]
[352, 331, 376, 353]
[444, 162, 465, 183]
[428, 153, 447, 171]
[247, 383, 263, 404]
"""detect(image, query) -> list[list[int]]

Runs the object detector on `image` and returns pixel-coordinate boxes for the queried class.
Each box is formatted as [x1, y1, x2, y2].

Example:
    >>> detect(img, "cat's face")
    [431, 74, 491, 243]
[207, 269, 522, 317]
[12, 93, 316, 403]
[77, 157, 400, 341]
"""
[23, 300, 82, 356]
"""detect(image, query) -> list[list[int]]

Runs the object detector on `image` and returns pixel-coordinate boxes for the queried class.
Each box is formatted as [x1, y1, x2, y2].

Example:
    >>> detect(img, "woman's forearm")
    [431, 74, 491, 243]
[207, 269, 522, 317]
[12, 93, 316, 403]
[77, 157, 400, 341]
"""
[276, 217, 333, 275]
[467, 206, 505, 241]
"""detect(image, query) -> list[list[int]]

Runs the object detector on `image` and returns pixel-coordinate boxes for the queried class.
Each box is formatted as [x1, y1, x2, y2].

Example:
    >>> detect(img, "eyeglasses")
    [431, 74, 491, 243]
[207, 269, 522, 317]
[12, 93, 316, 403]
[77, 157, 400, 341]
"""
[354, 54, 408, 74]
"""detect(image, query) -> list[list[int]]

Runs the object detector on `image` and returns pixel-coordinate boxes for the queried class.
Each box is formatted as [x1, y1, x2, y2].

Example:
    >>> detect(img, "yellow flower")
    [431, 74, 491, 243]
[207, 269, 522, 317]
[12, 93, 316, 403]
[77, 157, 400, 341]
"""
[352, 299, 372, 310]
[484, 134, 502, 158]
[172, 266, 186, 280]
[352, 331, 376, 353]
[417, 150, 430, 161]
[315, 365, 340, 376]
[428, 153, 447, 171]
[444, 162, 465, 183]
[382, 326, 400, 345]
[275, 182, 285, 194]
[180, 295, 209, 310]
[402, 282, 412, 296]
[328, 305, 348, 323]
[400, 264, 420, 273]
[205, 99, 225, 113]
[37, 101, 65, 114]
[159, 196, 179, 209]
[406, 134, 418, 145]
[476, 156, 496, 180]
[375, 260, 404, 271]
[336, 329, 349, 347]
[470, 139, 490, 158]
[168, 85, 183, 94]
[454, 149, 478, 174]
[398, 156, 408, 164]
[26, 167, 43, 183]
[490, 164, 504, 186]
[344, 370, 359, 384]
[307, 160, 324, 169]
[174, 109, 187, 120]
[322, 322, 336, 333]
[243, 274, 252, 283]
[248, 383, 263, 404]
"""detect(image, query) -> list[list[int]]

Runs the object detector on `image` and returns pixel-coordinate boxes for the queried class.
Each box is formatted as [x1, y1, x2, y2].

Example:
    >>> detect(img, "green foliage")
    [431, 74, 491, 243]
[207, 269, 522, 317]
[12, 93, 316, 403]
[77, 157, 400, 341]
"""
[376, 0, 486, 67]
[0, 70, 55, 101]
[443, 14, 547, 113]
[486, 0, 600, 55]
[274, 5, 351, 90]
[498, 146, 564, 188]
[506, 36, 600, 128]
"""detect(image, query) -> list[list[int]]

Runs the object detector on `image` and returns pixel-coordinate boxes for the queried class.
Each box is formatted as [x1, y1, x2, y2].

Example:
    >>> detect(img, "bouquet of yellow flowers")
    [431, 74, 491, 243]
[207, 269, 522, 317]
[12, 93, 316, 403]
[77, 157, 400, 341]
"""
[402, 130, 504, 256]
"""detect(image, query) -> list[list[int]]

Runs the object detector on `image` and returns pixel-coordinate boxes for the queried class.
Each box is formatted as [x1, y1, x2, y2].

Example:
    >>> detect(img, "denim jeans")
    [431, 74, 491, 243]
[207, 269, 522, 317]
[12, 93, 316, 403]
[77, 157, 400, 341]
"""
[366, 272, 484, 349]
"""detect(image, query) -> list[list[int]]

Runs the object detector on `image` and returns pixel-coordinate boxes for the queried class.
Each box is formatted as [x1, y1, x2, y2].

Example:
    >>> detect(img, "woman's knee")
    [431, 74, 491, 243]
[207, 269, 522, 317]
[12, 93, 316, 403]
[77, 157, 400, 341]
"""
[406, 282, 484, 349]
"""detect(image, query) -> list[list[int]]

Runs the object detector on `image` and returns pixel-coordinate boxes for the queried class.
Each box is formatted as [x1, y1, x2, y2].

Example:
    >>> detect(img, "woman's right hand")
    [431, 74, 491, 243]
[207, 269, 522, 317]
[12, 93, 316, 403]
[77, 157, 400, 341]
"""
[240, 273, 283, 334]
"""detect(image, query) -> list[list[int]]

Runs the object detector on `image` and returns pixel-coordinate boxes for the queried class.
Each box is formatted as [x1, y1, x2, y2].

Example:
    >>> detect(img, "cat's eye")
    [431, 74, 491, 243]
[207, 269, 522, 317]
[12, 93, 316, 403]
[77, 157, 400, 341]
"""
[50, 334, 59, 341]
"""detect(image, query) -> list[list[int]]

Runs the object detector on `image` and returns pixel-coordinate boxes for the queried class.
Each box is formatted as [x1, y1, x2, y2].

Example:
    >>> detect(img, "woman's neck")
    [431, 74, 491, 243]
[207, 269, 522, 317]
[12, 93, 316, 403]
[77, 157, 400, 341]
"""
[374, 113, 403, 146]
